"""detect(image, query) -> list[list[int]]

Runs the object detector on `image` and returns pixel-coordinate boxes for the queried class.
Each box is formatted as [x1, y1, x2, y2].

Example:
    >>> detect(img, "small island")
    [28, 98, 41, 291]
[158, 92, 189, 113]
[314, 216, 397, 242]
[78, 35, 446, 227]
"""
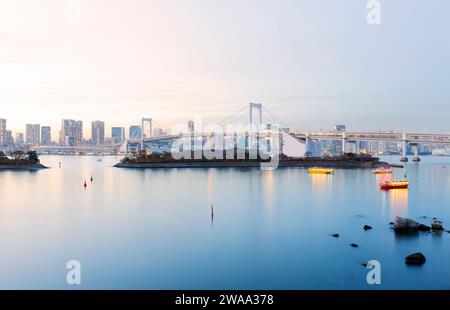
[0, 150, 48, 170]
[115, 151, 396, 169]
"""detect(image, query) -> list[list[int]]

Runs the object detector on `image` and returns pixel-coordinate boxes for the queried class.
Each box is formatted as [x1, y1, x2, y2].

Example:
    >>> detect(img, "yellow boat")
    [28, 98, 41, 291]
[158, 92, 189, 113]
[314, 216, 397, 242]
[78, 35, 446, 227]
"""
[372, 167, 393, 174]
[308, 168, 334, 175]
[380, 180, 409, 190]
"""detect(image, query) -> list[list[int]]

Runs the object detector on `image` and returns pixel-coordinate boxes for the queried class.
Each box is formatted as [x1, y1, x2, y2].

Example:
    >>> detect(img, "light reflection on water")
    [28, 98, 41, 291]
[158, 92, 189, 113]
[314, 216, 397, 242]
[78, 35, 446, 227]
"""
[0, 155, 449, 289]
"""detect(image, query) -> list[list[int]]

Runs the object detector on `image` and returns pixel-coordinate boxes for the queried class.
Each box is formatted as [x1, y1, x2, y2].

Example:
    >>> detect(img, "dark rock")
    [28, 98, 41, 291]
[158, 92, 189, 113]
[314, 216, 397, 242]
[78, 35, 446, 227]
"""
[405, 252, 426, 265]
[421, 216, 427, 219]
[361, 262, 368, 267]
[363, 225, 372, 231]
[331, 233, 339, 238]
[350, 243, 358, 248]
[418, 224, 431, 232]
[394, 216, 419, 233]
[389, 222, 395, 225]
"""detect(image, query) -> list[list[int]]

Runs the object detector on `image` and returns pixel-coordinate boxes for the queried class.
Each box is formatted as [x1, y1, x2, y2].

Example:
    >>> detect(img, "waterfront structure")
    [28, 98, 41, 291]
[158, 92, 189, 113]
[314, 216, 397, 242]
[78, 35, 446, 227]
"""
[129, 126, 141, 139]
[60, 119, 83, 146]
[123, 103, 450, 161]
[111, 127, 125, 144]
[26, 124, 40, 145]
[41, 126, 52, 145]
[141, 117, 153, 151]
[91, 120, 105, 145]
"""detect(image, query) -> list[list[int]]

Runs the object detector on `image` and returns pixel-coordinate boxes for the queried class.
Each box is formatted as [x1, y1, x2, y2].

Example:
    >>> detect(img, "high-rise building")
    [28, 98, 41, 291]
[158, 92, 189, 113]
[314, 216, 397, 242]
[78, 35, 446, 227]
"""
[111, 127, 125, 144]
[15, 133, 24, 145]
[26, 124, 41, 145]
[5, 130, 14, 145]
[41, 126, 52, 145]
[0, 118, 6, 145]
[91, 121, 105, 145]
[332, 124, 346, 132]
[129, 126, 141, 139]
[188, 120, 195, 133]
[329, 125, 346, 154]
[60, 119, 83, 146]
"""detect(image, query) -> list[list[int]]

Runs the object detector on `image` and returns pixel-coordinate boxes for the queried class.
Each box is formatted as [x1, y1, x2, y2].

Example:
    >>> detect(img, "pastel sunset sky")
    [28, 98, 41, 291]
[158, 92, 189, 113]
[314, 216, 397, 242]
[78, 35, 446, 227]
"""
[0, 0, 449, 138]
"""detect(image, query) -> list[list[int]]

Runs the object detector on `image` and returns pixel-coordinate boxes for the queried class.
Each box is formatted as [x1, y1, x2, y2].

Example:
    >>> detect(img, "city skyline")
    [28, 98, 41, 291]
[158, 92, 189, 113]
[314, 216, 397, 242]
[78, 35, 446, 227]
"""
[1, 1, 450, 135]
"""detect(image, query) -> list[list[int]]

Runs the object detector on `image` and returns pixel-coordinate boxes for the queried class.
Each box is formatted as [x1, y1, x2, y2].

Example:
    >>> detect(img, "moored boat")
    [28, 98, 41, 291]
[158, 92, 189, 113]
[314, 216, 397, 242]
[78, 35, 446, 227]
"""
[308, 168, 334, 175]
[372, 167, 393, 174]
[380, 180, 409, 190]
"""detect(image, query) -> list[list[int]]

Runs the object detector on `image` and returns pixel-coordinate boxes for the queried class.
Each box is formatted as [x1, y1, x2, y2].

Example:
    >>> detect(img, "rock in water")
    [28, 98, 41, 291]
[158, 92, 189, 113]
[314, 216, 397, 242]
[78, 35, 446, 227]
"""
[394, 216, 419, 233]
[331, 233, 339, 238]
[418, 224, 431, 232]
[350, 243, 358, 248]
[431, 219, 444, 231]
[363, 225, 372, 231]
[405, 252, 426, 265]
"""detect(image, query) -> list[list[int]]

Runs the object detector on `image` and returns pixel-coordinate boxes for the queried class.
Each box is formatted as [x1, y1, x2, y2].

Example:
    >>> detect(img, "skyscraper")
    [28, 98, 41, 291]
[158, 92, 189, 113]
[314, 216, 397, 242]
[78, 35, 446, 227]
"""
[41, 126, 52, 145]
[15, 133, 24, 145]
[60, 119, 83, 146]
[129, 126, 141, 139]
[26, 124, 40, 145]
[91, 121, 105, 145]
[0, 118, 6, 146]
[111, 127, 125, 144]
[5, 130, 14, 146]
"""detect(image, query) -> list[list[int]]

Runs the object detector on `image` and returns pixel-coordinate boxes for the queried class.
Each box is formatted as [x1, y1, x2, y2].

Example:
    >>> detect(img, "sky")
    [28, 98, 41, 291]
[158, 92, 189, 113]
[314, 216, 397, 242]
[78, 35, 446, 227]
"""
[0, 0, 449, 139]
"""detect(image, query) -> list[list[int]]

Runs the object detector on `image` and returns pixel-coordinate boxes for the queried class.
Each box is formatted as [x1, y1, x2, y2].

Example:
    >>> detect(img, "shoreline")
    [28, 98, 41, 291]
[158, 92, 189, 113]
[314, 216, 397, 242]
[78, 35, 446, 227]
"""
[0, 163, 48, 171]
[114, 160, 399, 169]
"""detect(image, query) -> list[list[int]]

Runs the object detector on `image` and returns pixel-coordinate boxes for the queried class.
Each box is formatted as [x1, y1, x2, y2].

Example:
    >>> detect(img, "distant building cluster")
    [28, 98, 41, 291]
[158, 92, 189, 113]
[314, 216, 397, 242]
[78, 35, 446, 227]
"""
[0, 116, 175, 153]
[0, 117, 440, 156]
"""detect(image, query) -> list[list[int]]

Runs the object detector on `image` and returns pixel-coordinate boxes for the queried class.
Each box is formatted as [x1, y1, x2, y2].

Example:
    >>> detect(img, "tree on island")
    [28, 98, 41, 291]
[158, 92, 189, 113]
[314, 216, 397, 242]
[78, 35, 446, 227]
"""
[11, 150, 27, 161]
[0, 150, 40, 165]
[27, 151, 39, 162]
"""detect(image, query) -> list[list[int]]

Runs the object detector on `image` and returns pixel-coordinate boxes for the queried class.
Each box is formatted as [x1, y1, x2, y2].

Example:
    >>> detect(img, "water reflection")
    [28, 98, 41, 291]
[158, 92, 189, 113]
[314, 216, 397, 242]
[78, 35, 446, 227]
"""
[388, 189, 409, 218]
[262, 171, 274, 215]
[1, 155, 450, 289]
[310, 174, 333, 195]
[207, 170, 214, 227]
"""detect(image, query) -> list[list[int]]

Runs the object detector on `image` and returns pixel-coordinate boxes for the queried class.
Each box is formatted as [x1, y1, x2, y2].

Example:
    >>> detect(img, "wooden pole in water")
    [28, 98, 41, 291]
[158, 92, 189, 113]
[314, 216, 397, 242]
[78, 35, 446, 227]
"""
[211, 204, 214, 219]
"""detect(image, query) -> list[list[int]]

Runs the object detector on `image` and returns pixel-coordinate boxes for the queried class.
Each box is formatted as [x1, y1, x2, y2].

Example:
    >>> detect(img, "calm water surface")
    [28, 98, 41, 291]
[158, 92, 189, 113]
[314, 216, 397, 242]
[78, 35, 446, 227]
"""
[0, 155, 450, 289]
